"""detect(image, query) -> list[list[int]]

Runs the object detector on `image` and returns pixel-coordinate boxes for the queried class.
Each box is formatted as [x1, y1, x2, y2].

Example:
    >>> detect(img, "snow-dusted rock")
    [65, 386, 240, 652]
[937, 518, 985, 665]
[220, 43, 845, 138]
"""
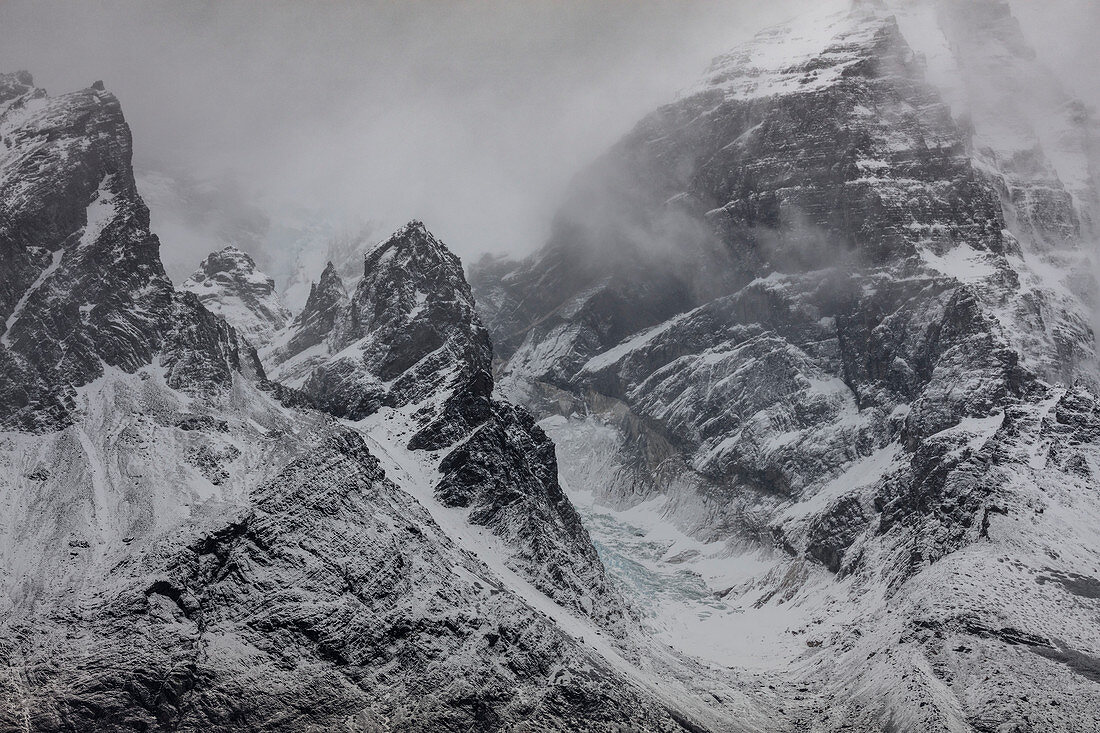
[0, 74, 695, 731]
[0, 371, 685, 732]
[473, 1, 1100, 729]
[0, 72, 260, 431]
[264, 221, 627, 629]
[182, 245, 291, 348]
[266, 221, 493, 450]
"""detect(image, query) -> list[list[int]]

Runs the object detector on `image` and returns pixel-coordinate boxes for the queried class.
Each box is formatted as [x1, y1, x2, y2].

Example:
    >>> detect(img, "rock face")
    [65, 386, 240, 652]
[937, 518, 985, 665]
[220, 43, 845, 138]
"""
[473, 0, 1100, 729]
[0, 75, 692, 731]
[435, 401, 612, 617]
[0, 71, 260, 432]
[182, 245, 291, 348]
[0, 397, 679, 732]
[266, 221, 492, 450]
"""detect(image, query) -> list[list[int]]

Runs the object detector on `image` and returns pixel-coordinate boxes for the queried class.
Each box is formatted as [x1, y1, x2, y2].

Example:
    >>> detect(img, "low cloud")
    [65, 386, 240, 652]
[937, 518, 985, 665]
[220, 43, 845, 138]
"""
[0, 0, 1094, 280]
[0, 0, 812, 274]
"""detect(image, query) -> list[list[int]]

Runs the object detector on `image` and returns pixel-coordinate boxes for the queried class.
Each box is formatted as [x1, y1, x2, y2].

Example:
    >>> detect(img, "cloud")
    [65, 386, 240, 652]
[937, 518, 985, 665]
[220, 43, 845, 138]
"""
[0, 0, 1095, 280]
[1009, 0, 1100, 110]
[0, 0, 814, 273]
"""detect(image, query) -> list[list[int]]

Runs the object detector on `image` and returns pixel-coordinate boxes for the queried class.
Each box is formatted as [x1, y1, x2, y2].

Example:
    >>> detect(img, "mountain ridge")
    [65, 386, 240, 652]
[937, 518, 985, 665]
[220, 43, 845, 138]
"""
[0, 74, 705, 732]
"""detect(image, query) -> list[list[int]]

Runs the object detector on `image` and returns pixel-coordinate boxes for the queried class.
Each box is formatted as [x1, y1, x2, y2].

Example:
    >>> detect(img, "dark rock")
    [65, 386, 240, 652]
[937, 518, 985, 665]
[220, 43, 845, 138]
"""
[436, 401, 622, 624]
[0, 75, 260, 431]
[268, 221, 492, 451]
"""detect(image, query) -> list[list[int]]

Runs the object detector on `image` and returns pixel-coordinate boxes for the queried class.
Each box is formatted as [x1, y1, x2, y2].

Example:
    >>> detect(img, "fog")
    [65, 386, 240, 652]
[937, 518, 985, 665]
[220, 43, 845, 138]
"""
[0, 0, 1096, 281]
[0, 0, 814, 277]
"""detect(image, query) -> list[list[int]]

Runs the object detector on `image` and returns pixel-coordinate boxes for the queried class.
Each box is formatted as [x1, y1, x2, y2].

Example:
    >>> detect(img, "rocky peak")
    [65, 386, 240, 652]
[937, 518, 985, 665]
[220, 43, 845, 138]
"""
[266, 220, 492, 450]
[470, 3, 1100, 728]
[260, 221, 618, 622]
[348, 220, 477, 352]
[276, 261, 348, 356]
[0, 70, 34, 104]
[314, 260, 347, 300]
[0, 74, 260, 430]
[182, 244, 291, 348]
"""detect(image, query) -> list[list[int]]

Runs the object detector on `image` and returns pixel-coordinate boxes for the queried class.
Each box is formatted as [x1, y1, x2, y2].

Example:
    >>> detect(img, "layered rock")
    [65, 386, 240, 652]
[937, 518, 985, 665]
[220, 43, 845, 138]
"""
[473, 1, 1100, 729]
[435, 401, 613, 617]
[182, 245, 291, 348]
[0, 382, 682, 732]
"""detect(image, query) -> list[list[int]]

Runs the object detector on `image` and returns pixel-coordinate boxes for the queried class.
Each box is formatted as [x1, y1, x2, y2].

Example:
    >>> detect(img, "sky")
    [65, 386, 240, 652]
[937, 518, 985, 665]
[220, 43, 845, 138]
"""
[0, 0, 1097, 279]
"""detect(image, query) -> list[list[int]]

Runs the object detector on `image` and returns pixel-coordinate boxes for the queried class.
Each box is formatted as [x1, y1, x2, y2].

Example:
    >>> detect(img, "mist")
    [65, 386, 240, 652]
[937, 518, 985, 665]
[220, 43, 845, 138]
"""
[0, 0, 1096, 282]
[0, 0, 811, 278]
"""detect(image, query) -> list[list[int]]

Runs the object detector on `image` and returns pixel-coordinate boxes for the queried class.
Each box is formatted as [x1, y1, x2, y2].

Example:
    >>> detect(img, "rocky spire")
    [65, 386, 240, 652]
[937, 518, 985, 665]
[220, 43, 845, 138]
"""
[266, 220, 492, 449]
[0, 76, 260, 430]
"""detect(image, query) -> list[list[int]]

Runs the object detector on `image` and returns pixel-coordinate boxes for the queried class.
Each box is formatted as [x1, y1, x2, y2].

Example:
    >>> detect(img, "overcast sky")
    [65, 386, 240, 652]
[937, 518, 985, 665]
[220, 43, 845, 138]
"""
[0, 0, 1096, 274]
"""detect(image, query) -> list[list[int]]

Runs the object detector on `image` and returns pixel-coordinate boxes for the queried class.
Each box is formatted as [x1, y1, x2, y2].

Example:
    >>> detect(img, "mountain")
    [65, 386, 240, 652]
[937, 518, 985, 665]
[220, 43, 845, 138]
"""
[7, 0, 1100, 728]
[262, 220, 627, 627]
[265, 222, 494, 448]
[182, 245, 291, 348]
[0, 74, 709, 731]
[0, 71, 261, 432]
[472, 0, 1100, 729]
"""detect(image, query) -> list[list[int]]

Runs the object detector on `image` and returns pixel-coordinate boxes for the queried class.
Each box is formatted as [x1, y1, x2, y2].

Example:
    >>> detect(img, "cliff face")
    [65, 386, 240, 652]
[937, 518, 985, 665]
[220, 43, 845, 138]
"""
[472, 1, 1100, 729]
[0, 72, 260, 432]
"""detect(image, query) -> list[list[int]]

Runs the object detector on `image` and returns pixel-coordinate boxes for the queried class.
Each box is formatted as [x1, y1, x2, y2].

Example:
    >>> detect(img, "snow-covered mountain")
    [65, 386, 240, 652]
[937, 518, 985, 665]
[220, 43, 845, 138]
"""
[472, 0, 1100, 729]
[261, 220, 630, 628]
[182, 245, 291, 348]
[0, 72, 715, 731]
[6, 0, 1100, 729]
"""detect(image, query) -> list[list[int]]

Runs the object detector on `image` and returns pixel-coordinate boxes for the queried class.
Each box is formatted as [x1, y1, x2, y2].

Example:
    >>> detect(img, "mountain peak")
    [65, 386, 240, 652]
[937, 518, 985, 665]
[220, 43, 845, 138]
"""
[0, 69, 36, 103]
[191, 244, 259, 276]
[182, 245, 290, 348]
[363, 219, 457, 274]
[0, 72, 265, 429]
[265, 221, 490, 449]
